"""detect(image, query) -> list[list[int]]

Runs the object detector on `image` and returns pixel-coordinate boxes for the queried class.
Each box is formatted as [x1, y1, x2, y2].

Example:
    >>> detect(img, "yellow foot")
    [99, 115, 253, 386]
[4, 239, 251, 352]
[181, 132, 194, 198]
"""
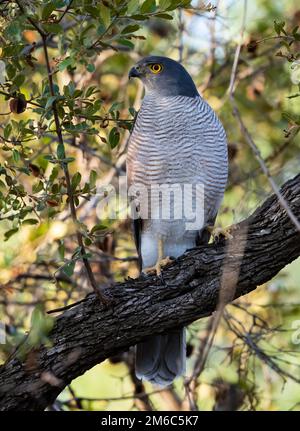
[207, 225, 233, 241]
[143, 256, 173, 276]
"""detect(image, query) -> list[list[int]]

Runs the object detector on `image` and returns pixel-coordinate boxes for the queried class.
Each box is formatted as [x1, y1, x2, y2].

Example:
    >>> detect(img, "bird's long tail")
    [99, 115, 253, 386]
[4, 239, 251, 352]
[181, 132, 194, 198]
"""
[135, 328, 186, 386]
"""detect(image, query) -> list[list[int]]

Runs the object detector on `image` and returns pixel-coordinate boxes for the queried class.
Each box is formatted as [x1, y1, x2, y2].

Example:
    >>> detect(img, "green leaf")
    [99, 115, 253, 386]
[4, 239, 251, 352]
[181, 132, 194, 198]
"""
[91, 223, 107, 234]
[58, 57, 74, 71]
[42, 2, 56, 20]
[36, 201, 46, 211]
[45, 95, 58, 110]
[63, 157, 75, 164]
[99, 4, 111, 27]
[44, 154, 54, 161]
[108, 127, 120, 149]
[81, 183, 90, 194]
[160, 0, 189, 11]
[155, 12, 173, 19]
[49, 166, 59, 183]
[4, 228, 18, 241]
[129, 107, 136, 117]
[96, 20, 106, 36]
[141, 0, 156, 13]
[4, 124, 12, 140]
[131, 14, 149, 20]
[57, 143, 65, 159]
[64, 80, 76, 97]
[127, 0, 139, 14]
[19, 206, 33, 218]
[13, 74, 25, 87]
[22, 218, 39, 225]
[12, 149, 20, 163]
[71, 172, 81, 191]
[84, 237, 92, 246]
[109, 101, 123, 113]
[43, 23, 63, 34]
[85, 86, 98, 98]
[89, 170, 97, 188]
[51, 183, 59, 194]
[159, 0, 172, 9]
[58, 240, 65, 259]
[121, 24, 140, 34]
[32, 180, 44, 193]
[86, 63, 95, 73]
[85, 5, 100, 18]
[274, 20, 286, 36]
[117, 39, 134, 49]
[5, 21, 23, 41]
[61, 260, 75, 277]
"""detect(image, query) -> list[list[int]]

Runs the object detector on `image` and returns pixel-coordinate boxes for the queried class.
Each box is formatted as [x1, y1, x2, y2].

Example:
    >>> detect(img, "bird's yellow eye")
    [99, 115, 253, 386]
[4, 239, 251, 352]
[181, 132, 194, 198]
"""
[149, 63, 163, 74]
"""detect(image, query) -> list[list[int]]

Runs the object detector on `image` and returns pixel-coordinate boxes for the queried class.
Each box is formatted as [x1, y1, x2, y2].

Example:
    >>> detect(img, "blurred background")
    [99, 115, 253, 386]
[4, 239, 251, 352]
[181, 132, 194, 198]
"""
[0, 0, 300, 410]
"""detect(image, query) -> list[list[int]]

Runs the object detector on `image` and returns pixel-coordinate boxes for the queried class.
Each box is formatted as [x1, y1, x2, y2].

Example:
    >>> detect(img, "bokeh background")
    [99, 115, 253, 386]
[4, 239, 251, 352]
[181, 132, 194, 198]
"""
[0, 0, 300, 410]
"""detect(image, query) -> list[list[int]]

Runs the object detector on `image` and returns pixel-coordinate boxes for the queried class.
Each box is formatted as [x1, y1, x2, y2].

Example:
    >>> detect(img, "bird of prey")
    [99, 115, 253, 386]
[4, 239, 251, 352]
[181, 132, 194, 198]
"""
[127, 56, 228, 386]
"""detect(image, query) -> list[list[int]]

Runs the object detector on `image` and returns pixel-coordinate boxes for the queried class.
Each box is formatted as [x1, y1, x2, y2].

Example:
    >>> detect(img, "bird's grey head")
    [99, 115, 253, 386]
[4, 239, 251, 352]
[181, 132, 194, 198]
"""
[128, 56, 199, 98]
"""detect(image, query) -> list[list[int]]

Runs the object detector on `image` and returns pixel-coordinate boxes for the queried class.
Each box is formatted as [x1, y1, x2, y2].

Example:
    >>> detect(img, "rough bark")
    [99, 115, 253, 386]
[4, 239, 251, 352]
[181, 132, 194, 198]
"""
[0, 174, 300, 411]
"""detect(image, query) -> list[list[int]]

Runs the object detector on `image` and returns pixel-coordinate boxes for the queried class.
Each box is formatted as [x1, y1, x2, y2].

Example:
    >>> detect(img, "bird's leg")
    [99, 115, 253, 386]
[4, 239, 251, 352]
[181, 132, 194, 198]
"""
[143, 238, 173, 276]
[207, 225, 233, 242]
[155, 238, 173, 276]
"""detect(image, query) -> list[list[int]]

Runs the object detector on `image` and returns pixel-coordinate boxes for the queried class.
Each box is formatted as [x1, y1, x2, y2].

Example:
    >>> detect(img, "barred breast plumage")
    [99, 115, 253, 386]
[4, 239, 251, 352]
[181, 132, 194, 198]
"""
[127, 93, 228, 266]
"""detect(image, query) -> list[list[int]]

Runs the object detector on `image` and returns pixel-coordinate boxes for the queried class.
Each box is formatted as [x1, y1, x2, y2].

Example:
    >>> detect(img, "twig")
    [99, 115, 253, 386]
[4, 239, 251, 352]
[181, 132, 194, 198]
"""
[56, 0, 74, 23]
[200, 0, 219, 92]
[228, 0, 248, 97]
[178, 9, 184, 63]
[14, 0, 46, 37]
[47, 297, 89, 314]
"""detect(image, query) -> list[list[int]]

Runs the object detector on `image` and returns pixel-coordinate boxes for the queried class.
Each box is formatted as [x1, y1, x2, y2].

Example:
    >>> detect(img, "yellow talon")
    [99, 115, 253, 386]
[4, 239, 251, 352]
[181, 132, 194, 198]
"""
[143, 265, 157, 275]
[144, 257, 172, 276]
[207, 225, 233, 241]
[143, 238, 173, 276]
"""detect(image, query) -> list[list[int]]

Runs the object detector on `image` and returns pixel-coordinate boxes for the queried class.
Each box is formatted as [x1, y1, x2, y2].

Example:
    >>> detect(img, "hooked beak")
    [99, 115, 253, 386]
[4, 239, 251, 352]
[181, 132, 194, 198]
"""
[128, 66, 140, 79]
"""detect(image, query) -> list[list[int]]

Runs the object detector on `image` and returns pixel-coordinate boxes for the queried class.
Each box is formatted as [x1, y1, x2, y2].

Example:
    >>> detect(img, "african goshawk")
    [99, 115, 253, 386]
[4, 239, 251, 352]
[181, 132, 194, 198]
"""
[127, 56, 228, 386]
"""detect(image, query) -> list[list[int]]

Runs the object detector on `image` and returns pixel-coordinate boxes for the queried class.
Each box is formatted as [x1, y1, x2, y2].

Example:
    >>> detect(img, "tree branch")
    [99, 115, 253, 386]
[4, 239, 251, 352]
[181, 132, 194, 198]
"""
[0, 174, 300, 411]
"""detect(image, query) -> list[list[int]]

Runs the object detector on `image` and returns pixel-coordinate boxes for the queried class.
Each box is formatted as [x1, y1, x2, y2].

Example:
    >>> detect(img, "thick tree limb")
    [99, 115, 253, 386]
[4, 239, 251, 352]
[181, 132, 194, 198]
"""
[0, 174, 300, 411]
